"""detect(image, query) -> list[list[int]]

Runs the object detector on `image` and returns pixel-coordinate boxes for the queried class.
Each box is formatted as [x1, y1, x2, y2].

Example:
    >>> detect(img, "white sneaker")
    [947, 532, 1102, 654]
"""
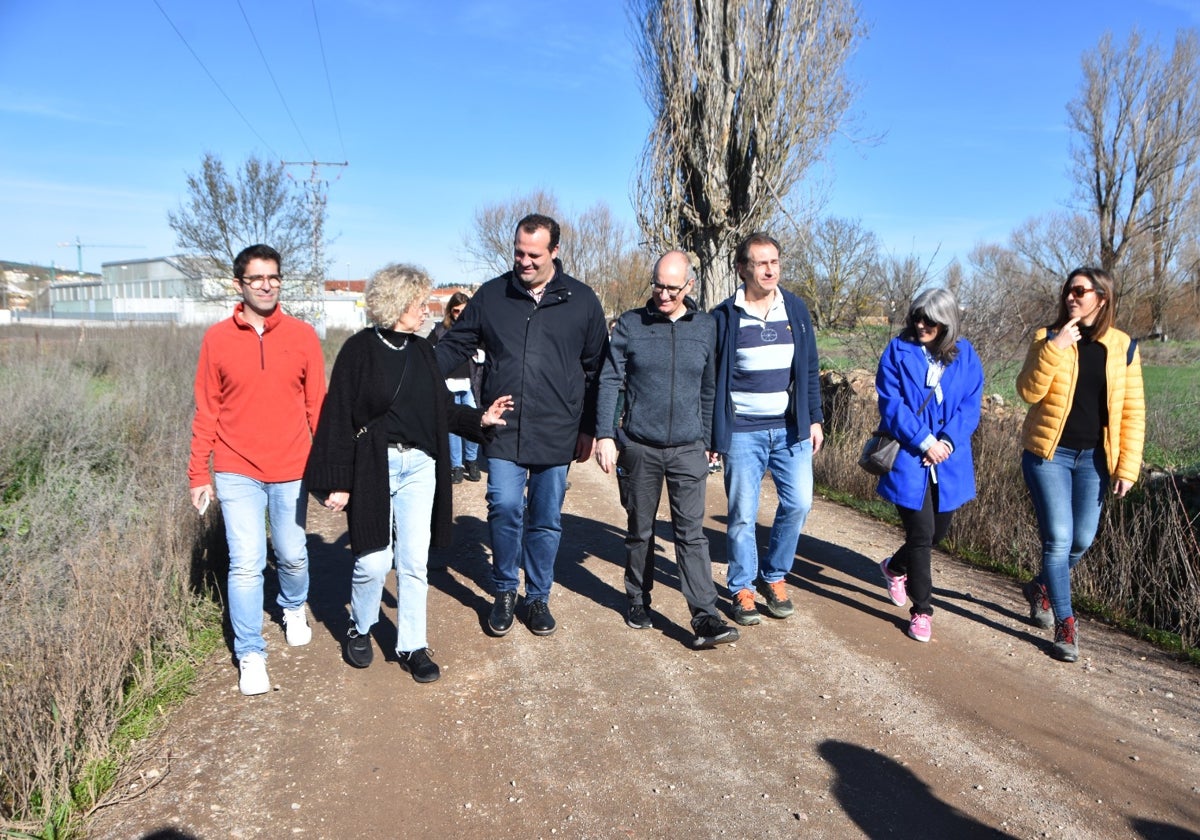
[283, 606, 312, 646]
[239, 652, 270, 696]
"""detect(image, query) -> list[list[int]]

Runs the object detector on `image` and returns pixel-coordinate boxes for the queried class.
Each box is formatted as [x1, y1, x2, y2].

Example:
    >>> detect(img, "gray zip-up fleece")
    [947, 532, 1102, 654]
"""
[595, 297, 716, 447]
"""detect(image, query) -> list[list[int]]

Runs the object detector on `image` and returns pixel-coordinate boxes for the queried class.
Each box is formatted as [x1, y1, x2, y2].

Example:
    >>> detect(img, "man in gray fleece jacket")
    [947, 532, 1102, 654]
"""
[594, 251, 738, 649]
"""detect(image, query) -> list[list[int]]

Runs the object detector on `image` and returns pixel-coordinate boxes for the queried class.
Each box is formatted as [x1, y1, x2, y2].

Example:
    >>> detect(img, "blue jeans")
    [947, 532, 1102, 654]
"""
[723, 426, 813, 594]
[214, 473, 310, 660]
[1022, 446, 1108, 622]
[350, 447, 437, 653]
[448, 389, 480, 468]
[486, 458, 569, 601]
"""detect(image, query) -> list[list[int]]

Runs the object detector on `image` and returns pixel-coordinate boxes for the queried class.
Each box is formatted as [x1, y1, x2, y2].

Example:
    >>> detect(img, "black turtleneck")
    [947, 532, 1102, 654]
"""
[374, 328, 439, 457]
[1059, 325, 1108, 451]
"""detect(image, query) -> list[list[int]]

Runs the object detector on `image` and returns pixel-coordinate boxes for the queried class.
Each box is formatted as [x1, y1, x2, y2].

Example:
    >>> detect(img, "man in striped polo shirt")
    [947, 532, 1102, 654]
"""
[711, 232, 824, 626]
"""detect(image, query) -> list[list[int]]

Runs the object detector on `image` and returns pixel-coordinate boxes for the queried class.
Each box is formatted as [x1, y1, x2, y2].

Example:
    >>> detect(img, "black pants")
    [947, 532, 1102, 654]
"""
[890, 480, 953, 616]
[618, 438, 720, 625]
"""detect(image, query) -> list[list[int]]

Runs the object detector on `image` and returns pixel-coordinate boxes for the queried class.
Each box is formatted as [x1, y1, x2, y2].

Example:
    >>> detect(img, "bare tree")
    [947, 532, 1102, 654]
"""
[461, 190, 651, 316]
[786, 215, 879, 329]
[167, 152, 321, 295]
[461, 189, 564, 278]
[1068, 29, 1200, 287]
[959, 243, 1033, 370]
[631, 0, 863, 308]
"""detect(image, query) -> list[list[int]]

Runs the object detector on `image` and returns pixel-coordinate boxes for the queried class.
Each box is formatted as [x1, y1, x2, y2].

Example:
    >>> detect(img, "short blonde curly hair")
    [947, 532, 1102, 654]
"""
[365, 263, 431, 328]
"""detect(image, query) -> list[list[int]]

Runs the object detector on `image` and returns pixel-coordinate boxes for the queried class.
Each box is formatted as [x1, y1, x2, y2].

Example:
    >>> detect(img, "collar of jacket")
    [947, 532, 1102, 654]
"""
[232, 301, 284, 332]
[641, 295, 699, 321]
[507, 262, 571, 304]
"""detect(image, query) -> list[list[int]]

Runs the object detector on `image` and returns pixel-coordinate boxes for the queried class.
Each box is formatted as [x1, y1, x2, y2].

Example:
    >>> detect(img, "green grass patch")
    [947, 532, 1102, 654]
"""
[1141, 364, 1200, 468]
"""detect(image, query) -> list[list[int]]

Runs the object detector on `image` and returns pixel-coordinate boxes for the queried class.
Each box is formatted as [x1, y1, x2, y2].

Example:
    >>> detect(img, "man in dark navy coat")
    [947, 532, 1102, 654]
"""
[436, 214, 607, 637]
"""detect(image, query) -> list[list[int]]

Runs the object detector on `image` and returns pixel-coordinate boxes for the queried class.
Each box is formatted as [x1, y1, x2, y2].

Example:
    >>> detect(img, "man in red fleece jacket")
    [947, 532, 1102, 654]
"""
[187, 244, 327, 696]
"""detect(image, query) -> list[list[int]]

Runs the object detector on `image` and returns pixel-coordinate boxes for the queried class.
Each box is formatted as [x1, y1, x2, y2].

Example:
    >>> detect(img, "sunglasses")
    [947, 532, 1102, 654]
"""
[913, 315, 941, 329]
[1066, 285, 1098, 299]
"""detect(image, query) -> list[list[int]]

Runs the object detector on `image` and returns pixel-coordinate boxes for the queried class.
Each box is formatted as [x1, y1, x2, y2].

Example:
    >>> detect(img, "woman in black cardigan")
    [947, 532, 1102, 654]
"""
[305, 263, 511, 683]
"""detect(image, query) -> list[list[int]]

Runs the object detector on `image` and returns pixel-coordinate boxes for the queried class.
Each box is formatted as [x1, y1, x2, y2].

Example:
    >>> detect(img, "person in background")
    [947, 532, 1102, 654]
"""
[875, 288, 984, 643]
[434, 214, 608, 638]
[595, 250, 738, 649]
[188, 243, 326, 696]
[428, 291, 482, 484]
[305, 264, 512, 683]
[711, 232, 823, 627]
[1017, 267, 1144, 662]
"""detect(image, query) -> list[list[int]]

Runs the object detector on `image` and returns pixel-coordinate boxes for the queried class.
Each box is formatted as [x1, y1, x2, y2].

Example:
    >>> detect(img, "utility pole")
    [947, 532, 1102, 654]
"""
[283, 160, 347, 338]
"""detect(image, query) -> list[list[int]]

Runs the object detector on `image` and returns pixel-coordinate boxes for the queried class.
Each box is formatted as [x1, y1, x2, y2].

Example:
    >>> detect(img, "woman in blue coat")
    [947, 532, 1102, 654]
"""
[875, 288, 984, 642]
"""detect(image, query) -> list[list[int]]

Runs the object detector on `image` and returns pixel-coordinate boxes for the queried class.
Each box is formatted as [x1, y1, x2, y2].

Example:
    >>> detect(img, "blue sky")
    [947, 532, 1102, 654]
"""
[2, 0, 1199, 287]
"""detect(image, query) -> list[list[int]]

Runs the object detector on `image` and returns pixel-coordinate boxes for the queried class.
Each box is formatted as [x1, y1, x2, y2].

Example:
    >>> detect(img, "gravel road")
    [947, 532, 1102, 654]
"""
[87, 459, 1200, 839]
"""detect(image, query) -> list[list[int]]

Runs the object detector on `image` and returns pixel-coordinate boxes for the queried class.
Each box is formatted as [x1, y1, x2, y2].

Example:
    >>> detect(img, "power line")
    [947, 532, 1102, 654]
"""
[151, 0, 280, 160]
[235, 0, 314, 160]
[311, 0, 347, 162]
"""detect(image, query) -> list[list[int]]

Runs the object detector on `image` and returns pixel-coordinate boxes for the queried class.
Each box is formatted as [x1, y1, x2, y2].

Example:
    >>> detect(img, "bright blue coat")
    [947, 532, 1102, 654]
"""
[874, 336, 984, 512]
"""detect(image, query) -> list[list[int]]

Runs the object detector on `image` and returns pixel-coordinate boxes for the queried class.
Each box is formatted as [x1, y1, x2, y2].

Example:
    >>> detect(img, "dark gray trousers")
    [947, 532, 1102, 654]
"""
[618, 438, 719, 624]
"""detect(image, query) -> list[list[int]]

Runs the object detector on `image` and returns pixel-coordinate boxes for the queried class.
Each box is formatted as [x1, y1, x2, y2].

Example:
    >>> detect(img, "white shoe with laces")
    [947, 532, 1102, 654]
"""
[283, 606, 312, 646]
[239, 652, 270, 696]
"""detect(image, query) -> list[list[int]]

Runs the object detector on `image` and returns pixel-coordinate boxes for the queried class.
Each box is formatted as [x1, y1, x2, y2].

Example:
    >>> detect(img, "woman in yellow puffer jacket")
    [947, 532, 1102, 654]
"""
[1017, 267, 1144, 663]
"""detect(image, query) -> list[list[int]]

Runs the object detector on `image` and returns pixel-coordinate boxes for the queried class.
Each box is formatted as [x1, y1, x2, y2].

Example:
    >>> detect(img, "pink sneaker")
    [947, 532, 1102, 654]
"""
[908, 613, 932, 643]
[879, 557, 907, 607]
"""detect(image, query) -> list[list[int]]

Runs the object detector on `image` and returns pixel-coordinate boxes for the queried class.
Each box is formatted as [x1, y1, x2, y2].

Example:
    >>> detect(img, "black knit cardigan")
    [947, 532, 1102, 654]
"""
[304, 328, 492, 555]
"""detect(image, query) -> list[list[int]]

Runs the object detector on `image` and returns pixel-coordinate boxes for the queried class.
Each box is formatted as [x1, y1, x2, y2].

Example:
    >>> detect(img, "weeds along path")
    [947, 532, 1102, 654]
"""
[87, 459, 1199, 839]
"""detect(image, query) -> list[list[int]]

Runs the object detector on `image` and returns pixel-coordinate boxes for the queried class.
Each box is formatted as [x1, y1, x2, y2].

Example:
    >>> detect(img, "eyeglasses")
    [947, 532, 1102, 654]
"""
[748, 258, 780, 271]
[239, 274, 282, 290]
[1066, 285, 1097, 299]
[650, 281, 689, 298]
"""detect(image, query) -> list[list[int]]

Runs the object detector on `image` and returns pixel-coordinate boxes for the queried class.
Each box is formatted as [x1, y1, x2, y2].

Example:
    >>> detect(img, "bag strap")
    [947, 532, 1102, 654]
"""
[915, 385, 937, 415]
[355, 344, 412, 440]
[874, 384, 937, 436]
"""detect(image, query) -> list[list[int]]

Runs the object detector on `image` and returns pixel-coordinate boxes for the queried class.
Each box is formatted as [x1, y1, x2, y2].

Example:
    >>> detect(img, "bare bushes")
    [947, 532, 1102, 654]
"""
[0, 326, 209, 828]
[819, 372, 1200, 649]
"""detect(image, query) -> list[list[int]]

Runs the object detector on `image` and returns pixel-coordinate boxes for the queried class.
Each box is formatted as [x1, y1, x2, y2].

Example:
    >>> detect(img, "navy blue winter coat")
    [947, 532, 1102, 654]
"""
[434, 261, 608, 466]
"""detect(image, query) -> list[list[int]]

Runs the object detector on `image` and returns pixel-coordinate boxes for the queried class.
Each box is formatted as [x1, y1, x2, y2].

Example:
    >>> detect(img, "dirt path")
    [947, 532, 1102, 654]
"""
[87, 460, 1199, 839]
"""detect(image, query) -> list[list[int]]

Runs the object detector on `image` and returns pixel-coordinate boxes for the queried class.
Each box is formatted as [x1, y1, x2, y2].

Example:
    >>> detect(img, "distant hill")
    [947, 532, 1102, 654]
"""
[1, 260, 99, 288]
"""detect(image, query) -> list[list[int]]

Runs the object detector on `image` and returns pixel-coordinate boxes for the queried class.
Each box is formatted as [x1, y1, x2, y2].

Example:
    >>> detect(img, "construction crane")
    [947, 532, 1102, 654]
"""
[56, 237, 145, 273]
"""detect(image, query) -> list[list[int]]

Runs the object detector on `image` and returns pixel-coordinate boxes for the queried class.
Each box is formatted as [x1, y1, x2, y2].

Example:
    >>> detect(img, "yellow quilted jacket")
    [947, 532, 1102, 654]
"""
[1017, 326, 1145, 484]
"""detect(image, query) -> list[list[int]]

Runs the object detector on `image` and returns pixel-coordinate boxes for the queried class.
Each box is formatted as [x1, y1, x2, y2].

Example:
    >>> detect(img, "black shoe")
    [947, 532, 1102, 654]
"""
[626, 602, 652, 630]
[488, 591, 518, 636]
[526, 598, 557, 636]
[345, 627, 373, 668]
[399, 648, 441, 683]
[451, 466, 464, 485]
[464, 460, 481, 482]
[692, 614, 739, 648]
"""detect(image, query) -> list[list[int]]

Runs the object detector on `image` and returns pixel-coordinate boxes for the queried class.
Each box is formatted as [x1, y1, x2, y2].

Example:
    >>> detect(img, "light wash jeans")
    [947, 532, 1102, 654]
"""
[213, 473, 309, 660]
[723, 426, 813, 594]
[485, 458, 569, 601]
[350, 446, 437, 653]
[449, 389, 480, 468]
[1021, 446, 1108, 622]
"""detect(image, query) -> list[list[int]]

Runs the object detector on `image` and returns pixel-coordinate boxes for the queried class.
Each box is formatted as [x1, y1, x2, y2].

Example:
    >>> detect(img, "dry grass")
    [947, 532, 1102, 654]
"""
[0, 325, 216, 832]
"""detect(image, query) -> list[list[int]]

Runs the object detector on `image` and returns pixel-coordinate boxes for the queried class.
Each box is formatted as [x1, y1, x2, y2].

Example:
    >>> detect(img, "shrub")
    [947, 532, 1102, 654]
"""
[0, 326, 216, 833]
